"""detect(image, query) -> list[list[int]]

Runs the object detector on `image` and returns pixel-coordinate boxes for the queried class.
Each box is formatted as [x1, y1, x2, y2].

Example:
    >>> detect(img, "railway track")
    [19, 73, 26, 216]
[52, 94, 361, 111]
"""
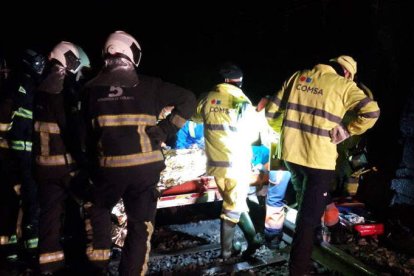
[146, 206, 384, 275]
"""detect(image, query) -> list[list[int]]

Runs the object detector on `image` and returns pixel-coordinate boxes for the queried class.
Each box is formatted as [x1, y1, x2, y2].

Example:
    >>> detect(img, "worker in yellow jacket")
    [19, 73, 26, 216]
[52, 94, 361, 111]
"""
[262, 55, 380, 275]
[195, 63, 262, 260]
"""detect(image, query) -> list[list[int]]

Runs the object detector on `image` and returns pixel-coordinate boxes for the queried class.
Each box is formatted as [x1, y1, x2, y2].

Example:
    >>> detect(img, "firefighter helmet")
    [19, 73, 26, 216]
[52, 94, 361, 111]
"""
[49, 41, 81, 74]
[330, 55, 357, 80]
[103, 30, 142, 67]
[74, 45, 90, 74]
[22, 49, 46, 75]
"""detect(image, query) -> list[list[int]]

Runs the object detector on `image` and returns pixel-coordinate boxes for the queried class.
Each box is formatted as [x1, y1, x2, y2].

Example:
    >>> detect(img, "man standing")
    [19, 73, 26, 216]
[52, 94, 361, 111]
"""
[33, 41, 90, 274]
[194, 62, 262, 260]
[82, 31, 196, 275]
[262, 55, 380, 275]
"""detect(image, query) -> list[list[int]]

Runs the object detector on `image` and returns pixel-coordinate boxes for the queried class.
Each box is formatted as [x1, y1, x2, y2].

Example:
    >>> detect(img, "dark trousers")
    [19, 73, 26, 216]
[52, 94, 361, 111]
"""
[0, 151, 19, 242]
[88, 162, 163, 275]
[14, 151, 39, 239]
[38, 177, 68, 273]
[285, 162, 335, 276]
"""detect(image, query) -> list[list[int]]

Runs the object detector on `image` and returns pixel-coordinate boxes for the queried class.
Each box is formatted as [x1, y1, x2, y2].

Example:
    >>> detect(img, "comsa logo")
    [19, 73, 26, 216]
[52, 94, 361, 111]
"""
[299, 76, 312, 83]
[296, 76, 323, 95]
[210, 98, 229, 113]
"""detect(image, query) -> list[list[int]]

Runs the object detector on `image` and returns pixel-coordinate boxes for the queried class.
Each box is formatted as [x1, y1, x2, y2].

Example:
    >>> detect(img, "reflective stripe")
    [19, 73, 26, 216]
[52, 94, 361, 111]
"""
[138, 125, 152, 152]
[86, 247, 111, 261]
[36, 154, 74, 166]
[0, 122, 11, 131]
[96, 114, 157, 127]
[360, 110, 380, 118]
[0, 139, 9, 149]
[142, 221, 154, 276]
[0, 236, 9, 245]
[40, 132, 50, 156]
[208, 160, 232, 168]
[188, 122, 196, 138]
[284, 119, 331, 137]
[18, 86, 26, 94]
[14, 107, 33, 119]
[287, 103, 342, 124]
[11, 140, 32, 152]
[223, 210, 241, 220]
[39, 251, 64, 264]
[25, 238, 38, 249]
[354, 97, 371, 112]
[8, 235, 17, 244]
[205, 123, 237, 132]
[99, 150, 163, 168]
[34, 121, 60, 134]
[170, 114, 187, 128]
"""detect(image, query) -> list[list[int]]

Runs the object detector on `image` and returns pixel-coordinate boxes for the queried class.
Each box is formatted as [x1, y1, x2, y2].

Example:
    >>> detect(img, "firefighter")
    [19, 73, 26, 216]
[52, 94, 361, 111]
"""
[262, 55, 380, 275]
[8, 49, 46, 256]
[82, 30, 196, 275]
[33, 41, 89, 274]
[0, 55, 20, 257]
[194, 62, 262, 260]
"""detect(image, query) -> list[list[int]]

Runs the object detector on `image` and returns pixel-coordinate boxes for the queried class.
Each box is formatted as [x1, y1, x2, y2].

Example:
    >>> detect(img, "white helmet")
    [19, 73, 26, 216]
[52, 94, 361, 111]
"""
[74, 45, 91, 74]
[103, 31, 142, 67]
[49, 41, 81, 74]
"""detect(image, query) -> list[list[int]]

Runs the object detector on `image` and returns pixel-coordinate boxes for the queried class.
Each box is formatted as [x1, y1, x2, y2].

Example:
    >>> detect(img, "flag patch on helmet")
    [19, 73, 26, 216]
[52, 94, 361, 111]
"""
[211, 99, 221, 105]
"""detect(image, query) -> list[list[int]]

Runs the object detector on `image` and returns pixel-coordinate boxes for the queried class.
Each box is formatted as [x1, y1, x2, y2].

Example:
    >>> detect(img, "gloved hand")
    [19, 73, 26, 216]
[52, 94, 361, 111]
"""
[256, 96, 271, 112]
[329, 124, 350, 144]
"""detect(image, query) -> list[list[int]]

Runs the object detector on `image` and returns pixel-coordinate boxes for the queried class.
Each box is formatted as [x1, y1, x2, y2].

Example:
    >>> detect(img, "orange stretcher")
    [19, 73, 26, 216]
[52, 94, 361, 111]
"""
[156, 172, 269, 209]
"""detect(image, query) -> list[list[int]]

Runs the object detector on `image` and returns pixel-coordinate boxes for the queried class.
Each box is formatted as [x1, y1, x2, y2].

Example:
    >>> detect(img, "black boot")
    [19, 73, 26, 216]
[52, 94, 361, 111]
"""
[264, 229, 283, 250]
[238, 212, 262, 258]
[328, 222, 347, 244]
[220, 219, 241, 260]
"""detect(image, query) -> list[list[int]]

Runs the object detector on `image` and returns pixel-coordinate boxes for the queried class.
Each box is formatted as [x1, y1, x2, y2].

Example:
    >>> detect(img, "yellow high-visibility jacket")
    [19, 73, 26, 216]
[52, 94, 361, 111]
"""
[265, 64, 380, 170]
[195, 83, 259, 178]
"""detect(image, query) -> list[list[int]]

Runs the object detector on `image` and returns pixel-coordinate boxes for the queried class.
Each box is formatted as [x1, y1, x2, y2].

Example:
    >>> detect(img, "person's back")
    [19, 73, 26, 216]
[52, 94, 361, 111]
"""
[264, 55, 380, 276]
[196, 62, 262, 260]
[83, 30, 196, 275]
[277, 65, 378, 170]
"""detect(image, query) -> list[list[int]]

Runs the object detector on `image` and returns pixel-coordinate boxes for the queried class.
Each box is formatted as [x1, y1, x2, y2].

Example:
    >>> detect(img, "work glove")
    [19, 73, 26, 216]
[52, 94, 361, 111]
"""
[329, 124, 350, 144]
[256, 96, 271, 112]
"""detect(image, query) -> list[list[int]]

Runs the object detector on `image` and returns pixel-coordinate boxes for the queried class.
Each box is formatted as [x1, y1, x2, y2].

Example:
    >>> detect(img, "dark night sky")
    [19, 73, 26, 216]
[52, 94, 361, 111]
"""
[2, 0, 414, 207]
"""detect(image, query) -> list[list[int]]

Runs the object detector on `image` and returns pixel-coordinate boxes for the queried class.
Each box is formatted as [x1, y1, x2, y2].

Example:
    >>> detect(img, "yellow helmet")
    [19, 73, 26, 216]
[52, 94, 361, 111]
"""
[330, 55, 357, 80]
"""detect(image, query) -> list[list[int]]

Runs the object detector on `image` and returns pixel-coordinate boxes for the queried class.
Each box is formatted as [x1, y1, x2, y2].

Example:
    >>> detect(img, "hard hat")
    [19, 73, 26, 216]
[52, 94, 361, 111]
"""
[330, 55, 357, 80]
[103, 30, 142, 67]
[49, 41, 81, 74]
[22, 49, 46, 75]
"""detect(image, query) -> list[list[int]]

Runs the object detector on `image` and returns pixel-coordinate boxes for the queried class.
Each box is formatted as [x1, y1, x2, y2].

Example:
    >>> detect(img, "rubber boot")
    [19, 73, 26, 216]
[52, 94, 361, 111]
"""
[238, 212, 262, 258]
[220, 219, 241, 260]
